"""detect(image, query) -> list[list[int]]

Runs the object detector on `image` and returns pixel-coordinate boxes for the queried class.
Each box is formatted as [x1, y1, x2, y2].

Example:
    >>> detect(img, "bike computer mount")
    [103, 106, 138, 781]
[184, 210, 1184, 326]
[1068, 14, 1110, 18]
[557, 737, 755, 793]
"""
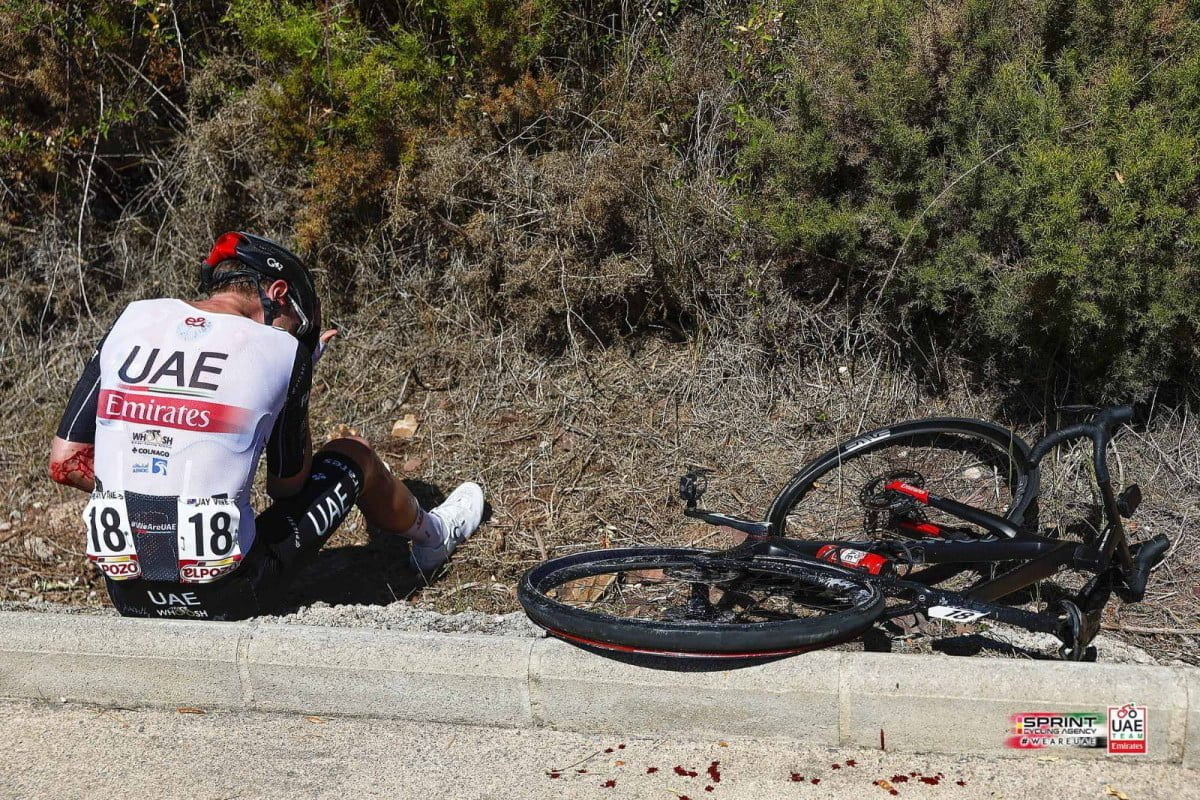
[679, 468, 712, 508]
[678, 468, 772, 537]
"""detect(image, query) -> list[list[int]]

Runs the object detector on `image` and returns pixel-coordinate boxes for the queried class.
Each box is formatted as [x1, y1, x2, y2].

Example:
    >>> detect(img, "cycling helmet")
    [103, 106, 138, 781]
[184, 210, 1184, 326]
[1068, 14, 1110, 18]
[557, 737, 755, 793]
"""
[200, 232, 319, 343]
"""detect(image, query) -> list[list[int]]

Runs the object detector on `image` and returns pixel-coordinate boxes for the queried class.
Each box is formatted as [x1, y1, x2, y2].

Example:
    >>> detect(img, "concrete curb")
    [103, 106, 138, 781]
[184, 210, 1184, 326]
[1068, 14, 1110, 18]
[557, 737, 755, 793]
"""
[1, 611, 1194, 765]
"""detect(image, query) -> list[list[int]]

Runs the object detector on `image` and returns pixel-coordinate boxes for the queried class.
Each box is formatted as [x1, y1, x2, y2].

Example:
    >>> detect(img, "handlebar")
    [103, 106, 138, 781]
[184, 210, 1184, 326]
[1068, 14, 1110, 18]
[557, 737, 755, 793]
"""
[1028, 405, 1133, 484]
[1097, 404, 1135, 426]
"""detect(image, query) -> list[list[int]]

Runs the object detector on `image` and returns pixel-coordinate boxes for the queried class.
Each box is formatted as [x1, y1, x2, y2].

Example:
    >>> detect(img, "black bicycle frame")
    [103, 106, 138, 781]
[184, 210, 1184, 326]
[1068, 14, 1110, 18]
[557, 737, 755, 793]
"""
[680, 405, 1160, 657]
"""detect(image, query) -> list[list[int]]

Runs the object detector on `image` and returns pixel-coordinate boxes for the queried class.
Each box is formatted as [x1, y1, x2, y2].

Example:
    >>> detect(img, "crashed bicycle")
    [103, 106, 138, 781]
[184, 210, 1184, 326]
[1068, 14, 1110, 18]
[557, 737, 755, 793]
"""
[519, 406, 1170, 661]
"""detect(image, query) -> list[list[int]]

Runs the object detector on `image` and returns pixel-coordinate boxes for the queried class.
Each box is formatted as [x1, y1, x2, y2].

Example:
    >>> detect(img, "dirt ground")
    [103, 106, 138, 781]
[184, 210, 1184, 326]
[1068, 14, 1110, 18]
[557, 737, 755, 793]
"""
[2, 322, 1196, 664]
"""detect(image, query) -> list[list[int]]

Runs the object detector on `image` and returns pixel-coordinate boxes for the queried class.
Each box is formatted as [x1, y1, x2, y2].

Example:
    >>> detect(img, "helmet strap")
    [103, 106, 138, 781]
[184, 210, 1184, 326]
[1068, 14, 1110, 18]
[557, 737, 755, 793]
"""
[255, 281, 286, 327]
[207, 269, 286, 328]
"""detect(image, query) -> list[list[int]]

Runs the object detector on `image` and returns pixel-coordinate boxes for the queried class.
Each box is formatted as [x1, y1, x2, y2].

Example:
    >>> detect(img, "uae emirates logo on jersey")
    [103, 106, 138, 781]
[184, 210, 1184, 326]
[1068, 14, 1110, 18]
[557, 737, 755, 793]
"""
[103, 346, 249, 433]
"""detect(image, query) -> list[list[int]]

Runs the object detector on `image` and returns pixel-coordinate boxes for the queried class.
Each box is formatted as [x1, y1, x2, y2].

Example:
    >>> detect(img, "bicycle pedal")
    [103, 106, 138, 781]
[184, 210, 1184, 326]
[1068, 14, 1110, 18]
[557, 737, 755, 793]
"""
[1117, 484, 1142, 518]
[1055, 599, 1100, 661]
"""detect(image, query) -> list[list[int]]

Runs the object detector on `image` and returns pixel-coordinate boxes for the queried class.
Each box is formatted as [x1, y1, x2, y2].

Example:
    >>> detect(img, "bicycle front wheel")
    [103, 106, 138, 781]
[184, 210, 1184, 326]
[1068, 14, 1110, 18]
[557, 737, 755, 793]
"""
[519, 547, 884, 658]
[767, 418, 1037, 541]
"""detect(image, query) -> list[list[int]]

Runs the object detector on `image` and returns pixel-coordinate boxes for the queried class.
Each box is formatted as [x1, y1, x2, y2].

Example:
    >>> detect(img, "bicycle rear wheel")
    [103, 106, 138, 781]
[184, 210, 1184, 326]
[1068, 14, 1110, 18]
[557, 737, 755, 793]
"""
[519, 547, 883, 658]
[767, 418, 1037, 541]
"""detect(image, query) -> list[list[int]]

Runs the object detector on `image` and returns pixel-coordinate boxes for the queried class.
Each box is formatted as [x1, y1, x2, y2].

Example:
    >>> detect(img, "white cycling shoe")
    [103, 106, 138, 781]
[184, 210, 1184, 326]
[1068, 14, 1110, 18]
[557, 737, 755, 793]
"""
[408, 482, 485, 577]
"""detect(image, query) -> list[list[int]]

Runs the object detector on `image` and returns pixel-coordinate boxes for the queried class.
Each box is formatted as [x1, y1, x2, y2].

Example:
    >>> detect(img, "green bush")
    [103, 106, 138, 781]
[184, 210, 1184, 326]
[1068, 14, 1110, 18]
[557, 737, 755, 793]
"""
[227, 1, 440, 146]
[222, 0, 560, 244]
[3, 0, 1198, 398]
[733, 0, 1200, 396]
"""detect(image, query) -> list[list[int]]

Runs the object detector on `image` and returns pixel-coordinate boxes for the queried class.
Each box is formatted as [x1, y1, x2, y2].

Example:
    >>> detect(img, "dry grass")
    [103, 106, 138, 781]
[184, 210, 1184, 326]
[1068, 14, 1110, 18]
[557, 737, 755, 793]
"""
[0, 16, 1196, 662]
[3, 299, 1197, 661]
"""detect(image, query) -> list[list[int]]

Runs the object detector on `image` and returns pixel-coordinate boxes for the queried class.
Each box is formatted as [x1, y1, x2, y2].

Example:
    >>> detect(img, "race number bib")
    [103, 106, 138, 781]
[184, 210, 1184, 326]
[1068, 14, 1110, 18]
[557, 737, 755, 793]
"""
[928, 605, 988, 623]
[83, 492, 141, 580]
[176, 497, 243, 583]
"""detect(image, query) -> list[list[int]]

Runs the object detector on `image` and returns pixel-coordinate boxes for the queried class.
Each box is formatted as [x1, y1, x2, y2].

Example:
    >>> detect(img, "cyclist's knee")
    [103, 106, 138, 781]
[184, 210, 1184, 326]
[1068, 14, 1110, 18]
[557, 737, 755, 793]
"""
[318, 436, 382, 484]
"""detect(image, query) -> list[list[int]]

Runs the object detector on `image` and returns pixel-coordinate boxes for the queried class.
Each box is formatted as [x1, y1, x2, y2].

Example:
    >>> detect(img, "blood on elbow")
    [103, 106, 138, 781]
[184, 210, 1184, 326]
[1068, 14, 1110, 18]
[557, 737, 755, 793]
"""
[50, 446, 95, 486]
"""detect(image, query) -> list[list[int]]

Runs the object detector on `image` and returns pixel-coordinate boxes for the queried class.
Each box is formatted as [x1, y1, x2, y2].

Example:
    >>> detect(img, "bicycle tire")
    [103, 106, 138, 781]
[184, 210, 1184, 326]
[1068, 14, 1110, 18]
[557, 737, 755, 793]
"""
[519, 547, 884, 657]
[766, 418, 1038, 541]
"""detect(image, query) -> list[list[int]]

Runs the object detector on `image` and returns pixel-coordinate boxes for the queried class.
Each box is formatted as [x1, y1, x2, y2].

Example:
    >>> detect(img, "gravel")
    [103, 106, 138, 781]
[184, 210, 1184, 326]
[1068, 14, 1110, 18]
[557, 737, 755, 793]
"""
[259, 601, 543, 637]
[0, 598, 540, 636]
[0, 599, 118, 616]
[891, 624, 1166, 665]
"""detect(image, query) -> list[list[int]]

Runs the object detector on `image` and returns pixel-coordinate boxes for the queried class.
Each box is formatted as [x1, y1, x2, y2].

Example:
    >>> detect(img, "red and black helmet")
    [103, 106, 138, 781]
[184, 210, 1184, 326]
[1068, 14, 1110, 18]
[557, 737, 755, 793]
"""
[201, 232, 320, 342]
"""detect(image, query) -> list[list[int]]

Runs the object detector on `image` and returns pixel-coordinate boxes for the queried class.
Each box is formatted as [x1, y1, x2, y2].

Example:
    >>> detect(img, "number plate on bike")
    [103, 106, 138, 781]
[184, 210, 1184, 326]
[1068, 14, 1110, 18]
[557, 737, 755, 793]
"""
[83, 491, 141, 580]
[177, 498, 243, 584]
[928, 605, 988, 623]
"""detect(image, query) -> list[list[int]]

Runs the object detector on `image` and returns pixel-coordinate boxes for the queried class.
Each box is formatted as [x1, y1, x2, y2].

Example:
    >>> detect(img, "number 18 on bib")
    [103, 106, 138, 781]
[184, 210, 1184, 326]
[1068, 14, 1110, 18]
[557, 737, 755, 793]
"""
[177, 497, 243, 583]
[84, 492, 141, 580]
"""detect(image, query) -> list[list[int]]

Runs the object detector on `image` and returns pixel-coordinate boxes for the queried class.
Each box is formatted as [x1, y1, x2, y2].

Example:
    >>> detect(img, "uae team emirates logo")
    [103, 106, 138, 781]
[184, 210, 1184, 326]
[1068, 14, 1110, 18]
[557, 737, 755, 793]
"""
[99, 387, 250, 433]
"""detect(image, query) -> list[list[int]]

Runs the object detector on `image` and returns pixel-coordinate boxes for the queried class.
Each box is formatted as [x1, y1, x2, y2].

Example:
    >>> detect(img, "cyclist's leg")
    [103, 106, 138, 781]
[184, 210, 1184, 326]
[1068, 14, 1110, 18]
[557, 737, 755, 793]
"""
[104, 439, 428, 619]
[320, 435, 484, 577]
[316, 435, 433, 541]
[255, 445, 367, 573]
[254, 435, 440, 574]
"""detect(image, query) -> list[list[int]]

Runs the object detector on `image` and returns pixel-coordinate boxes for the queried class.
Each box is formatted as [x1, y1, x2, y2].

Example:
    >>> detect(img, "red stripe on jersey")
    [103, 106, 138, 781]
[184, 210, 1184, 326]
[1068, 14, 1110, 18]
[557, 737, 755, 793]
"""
[98, 389, 251, 434]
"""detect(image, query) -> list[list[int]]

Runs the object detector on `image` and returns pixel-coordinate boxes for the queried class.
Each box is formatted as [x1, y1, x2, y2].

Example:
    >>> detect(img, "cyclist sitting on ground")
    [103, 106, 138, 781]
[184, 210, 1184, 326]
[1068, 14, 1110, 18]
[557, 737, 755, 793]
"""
[48, 232, 483, 620]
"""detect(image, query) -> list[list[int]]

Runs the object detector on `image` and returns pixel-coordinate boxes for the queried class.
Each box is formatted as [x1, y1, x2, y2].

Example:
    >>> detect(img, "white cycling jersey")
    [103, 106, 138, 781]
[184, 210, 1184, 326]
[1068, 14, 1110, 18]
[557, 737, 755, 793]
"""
[58, 298, 311, 581]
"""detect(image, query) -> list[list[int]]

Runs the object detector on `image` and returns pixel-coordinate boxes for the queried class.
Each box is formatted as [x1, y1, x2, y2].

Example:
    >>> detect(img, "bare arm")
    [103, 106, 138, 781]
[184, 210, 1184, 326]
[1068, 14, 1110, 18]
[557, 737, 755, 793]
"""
[51, 328, 109, 494]
[266, 434, 312, 499]
[49, 436, 96, 493]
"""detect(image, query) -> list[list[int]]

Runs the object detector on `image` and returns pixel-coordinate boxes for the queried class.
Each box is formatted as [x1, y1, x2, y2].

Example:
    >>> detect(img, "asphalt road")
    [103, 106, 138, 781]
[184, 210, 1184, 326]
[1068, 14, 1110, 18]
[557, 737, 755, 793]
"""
[0, 701, 1195, 799]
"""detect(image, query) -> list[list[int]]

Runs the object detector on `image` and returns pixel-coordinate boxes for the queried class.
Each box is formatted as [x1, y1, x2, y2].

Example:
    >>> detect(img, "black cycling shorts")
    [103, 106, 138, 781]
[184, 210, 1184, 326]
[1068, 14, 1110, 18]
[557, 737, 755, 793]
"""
[105, 451, 365, 621]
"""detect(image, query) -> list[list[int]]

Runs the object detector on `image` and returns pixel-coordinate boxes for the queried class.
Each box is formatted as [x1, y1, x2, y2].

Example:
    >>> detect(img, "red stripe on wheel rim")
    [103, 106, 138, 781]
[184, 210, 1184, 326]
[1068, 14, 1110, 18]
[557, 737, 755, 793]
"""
[542, 625, 814, 659]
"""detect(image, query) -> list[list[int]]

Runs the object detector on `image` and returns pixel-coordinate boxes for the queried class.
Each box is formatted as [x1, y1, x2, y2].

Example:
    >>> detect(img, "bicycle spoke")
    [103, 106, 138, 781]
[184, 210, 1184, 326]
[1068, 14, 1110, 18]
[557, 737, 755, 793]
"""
[783, 430, 1025, 540]
[550, 561, 861, 625]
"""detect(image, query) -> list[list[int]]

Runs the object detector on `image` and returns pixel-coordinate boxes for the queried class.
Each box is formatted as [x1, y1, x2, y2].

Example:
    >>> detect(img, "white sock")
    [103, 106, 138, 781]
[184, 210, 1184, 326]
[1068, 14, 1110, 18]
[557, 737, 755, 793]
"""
[403, 507, 445, 548]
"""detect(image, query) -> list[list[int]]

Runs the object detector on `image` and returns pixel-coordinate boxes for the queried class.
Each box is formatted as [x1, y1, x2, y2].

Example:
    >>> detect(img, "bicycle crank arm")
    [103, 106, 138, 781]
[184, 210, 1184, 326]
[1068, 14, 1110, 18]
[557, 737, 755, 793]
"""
[682, 508, 772, 537]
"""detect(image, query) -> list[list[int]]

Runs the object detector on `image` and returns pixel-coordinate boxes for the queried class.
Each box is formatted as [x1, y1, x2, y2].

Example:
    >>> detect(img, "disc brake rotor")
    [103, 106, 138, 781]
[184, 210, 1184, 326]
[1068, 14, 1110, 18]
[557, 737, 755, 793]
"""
[860, 470, 927, 510]
[860, 470, 927, 535]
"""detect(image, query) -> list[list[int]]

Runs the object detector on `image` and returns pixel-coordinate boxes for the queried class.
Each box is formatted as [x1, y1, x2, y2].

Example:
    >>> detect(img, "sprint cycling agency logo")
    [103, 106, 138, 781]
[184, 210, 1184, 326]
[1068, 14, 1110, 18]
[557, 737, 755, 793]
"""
[1006, 706, 1148, 754]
